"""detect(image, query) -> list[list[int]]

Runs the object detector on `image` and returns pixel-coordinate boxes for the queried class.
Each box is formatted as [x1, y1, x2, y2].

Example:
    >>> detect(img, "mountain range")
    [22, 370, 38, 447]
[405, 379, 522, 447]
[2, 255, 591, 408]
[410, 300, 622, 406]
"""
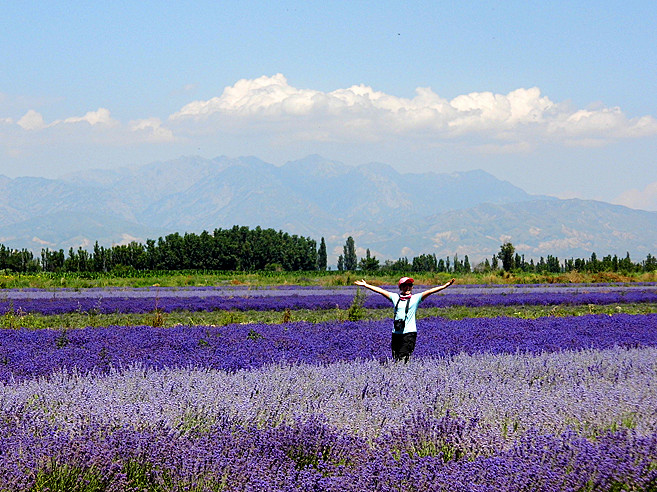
[1, 154, 656, 265]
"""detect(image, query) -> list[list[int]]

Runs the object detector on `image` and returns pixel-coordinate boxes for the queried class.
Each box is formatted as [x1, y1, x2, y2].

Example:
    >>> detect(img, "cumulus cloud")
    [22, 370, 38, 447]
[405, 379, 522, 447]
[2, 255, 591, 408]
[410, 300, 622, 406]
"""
[60, 108, 117, 127]
[129, 117, 174, 142]
[3, 74, 657, 161]
[16, 108, 118, 130]
[547, 106, 657, 139]
[17, 110, 46, 130]
[3, 107, 173, 153]
[614, 182, 657, 211]
[168, 74, 657, 149]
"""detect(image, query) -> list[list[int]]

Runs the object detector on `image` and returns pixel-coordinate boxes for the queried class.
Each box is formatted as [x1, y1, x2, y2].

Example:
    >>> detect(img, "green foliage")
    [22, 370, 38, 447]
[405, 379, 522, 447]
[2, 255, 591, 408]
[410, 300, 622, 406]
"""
[149, 309, 166, 328]
[55, 328, 70, 348]
[358, 248, 379, 272]
[343, 236, 357, 271]
[1, 302, 656, 332]
[346, 287, 367, 321]
[33, 460, 109, 491]
[4, 228, 657, 278]
[1, 225, 319, 274]
[317, 237, 328, 271]
[247, 328, 265, 340]
[498, 242, 515, 272]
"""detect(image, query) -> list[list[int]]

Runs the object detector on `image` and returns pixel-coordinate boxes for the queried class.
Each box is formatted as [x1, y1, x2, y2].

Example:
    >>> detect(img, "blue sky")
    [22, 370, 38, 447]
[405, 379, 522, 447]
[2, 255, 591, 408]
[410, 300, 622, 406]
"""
[2, 1, 656, 210]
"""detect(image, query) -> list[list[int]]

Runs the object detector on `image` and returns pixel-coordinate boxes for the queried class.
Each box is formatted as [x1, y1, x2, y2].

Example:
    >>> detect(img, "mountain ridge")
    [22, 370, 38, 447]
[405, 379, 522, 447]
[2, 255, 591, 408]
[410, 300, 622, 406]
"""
[2, 154, 655, 264]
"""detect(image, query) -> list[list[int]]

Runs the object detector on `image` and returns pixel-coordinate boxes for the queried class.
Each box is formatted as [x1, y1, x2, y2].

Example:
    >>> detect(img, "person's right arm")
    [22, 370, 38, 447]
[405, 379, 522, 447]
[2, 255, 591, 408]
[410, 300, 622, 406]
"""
[354, 279, 393, 300]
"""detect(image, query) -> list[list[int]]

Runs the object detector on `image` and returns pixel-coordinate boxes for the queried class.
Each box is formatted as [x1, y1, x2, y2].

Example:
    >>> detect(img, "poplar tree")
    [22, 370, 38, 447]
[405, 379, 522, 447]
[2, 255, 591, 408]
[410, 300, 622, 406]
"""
[343, 236, 357, 271]
[317, 237, 327, 271]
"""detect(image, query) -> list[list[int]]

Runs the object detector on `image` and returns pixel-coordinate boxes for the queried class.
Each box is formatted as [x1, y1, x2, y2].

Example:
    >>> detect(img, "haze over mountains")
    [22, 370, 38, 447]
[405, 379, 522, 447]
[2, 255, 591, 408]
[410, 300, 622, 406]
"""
[1, 155, 655, 265]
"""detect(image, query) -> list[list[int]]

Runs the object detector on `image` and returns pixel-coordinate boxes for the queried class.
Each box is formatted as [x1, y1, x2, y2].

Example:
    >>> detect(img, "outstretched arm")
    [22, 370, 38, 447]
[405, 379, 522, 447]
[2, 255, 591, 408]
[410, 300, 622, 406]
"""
[354, 279, 393, 300]
[420, 278, 456, 301]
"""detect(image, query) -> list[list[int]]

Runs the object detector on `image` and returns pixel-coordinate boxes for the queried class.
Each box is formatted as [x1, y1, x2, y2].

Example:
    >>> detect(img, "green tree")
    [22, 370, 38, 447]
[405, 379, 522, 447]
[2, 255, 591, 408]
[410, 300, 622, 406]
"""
[463, 255, 471, 273]
[412, 254, 437, 272]
[497, 242, 515, 272]
[359, 248, 379, 272]
[343, 236, 357, 271]
[619, 252, 633, 273]
[317, 237, 327, 271]
[383, 257, 411, 273]
[546, 255, 561, 273]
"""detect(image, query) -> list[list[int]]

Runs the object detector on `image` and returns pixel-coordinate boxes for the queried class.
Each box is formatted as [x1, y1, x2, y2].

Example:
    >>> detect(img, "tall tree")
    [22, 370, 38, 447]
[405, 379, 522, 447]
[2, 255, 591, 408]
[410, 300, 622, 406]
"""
[497, 242, 515, 272]
[317, 237, 327, 271]
[343, 236, 357, 271]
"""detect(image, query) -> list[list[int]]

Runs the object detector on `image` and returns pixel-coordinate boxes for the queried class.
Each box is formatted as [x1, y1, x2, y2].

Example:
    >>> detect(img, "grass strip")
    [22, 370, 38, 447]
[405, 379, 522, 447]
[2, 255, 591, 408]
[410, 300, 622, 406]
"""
[2, 303, 656, 330]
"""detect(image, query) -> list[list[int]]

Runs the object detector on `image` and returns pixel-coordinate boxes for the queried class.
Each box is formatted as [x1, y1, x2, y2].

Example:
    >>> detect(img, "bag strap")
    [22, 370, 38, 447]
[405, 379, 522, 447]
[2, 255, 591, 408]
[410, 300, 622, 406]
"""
[394, 296, 411, 321]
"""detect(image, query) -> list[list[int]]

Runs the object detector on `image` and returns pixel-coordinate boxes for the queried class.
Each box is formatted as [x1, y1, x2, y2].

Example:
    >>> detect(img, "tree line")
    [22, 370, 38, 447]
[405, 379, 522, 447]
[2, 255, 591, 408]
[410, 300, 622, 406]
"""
[0, 226, 323, 274]
[490, 242, 657, 274]
[0, 229, 655, 275]
[337, 239, 656, 275]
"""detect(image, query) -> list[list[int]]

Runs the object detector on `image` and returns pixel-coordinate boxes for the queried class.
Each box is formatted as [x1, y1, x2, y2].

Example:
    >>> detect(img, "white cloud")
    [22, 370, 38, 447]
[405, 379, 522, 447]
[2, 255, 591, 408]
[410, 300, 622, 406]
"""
[17, 110, 46, 130]
[613, 182, 657, 212]
[3, 74, 657, 167]
[547, 106, 657, 139]
[16, 108, 118, 130]
[61, 108, 117, 126]
[169, 74, 657, 149]
[129, 117, 174, 142]
[449, 87, 553, 130]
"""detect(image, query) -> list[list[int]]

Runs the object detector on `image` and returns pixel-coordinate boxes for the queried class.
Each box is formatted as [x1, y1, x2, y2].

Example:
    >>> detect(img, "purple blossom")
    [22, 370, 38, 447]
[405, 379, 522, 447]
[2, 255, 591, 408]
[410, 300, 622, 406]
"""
[1, 283, 656, 490]
[1, 285, 657, 314]
[1, 314, 656, 382]
[1, 413, 656, 491]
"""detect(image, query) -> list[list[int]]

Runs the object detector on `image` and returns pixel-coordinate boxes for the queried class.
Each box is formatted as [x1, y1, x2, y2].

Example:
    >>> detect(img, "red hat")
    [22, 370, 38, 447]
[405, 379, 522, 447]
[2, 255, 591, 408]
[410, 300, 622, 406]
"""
[398, 277, 414, 286]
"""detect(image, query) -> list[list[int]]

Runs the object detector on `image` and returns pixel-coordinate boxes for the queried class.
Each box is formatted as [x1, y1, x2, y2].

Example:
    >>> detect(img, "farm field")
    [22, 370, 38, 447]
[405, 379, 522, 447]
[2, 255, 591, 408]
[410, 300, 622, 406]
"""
[1, 281, 657, 490]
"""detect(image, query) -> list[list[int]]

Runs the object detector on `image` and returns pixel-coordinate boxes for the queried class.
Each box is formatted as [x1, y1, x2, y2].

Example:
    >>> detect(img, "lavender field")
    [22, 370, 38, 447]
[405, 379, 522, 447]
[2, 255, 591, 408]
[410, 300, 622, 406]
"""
[2, 282, 657, 314]
[1, 284, 657, 490]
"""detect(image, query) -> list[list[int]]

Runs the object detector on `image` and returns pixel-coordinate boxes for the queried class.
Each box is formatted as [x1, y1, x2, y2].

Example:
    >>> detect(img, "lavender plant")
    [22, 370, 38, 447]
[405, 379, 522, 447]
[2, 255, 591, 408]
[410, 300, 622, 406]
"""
[3, 346, 656, 441]
[1, 286, 657, 490]
[1, 314, 656, 382]
[1, 382, 656, 490]
[2, 284, 657, 315]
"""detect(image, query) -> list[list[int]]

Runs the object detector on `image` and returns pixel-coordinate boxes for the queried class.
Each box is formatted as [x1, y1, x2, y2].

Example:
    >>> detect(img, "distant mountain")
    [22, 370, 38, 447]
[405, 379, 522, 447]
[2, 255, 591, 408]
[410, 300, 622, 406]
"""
[1, 154, 656, 264]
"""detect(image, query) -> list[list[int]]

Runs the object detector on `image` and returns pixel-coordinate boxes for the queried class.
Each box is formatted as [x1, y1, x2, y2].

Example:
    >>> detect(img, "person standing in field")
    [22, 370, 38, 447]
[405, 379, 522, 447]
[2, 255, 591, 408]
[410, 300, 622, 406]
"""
[354, 276, 455, 362]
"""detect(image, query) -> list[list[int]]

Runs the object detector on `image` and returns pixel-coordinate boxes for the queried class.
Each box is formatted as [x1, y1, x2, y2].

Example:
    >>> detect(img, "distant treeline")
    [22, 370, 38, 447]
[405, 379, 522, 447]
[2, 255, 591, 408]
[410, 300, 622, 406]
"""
[0, 228, 655, 275]
[0, 226, 321, 274]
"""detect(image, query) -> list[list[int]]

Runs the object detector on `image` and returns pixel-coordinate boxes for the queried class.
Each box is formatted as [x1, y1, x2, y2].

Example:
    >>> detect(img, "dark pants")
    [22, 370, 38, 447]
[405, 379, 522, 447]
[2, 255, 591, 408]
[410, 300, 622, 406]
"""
[391, 332, 417, 362]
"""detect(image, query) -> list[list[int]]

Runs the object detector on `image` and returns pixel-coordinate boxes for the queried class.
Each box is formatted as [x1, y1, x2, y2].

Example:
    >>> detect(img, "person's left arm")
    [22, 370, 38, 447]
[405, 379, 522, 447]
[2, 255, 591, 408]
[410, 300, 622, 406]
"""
[420, 278, 456, 301]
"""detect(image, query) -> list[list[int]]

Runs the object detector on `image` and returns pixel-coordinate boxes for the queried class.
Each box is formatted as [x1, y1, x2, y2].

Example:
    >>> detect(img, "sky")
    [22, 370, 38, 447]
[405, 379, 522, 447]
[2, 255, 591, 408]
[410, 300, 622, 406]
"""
[2, 1, 657, 211]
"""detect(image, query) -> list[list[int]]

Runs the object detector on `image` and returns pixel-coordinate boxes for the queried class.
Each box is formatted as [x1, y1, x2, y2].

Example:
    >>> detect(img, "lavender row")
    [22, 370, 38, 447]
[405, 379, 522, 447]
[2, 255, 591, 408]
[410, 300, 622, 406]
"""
[5, 347, 656, 444]
[3, 289, 657, 314]
[1, 313, 656, 381]
[3, 282, 657, 299]
[1, 414, 656, 491]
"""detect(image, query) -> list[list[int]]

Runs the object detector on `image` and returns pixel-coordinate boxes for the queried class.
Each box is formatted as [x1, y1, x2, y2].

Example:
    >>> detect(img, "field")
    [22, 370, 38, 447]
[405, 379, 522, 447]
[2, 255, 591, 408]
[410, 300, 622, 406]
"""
[1, 276, 657, 491]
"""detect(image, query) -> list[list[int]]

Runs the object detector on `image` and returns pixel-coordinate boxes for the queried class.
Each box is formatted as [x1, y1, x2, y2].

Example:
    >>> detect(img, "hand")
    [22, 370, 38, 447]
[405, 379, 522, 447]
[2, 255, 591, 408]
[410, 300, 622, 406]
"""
[354, 279, 368, 286]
